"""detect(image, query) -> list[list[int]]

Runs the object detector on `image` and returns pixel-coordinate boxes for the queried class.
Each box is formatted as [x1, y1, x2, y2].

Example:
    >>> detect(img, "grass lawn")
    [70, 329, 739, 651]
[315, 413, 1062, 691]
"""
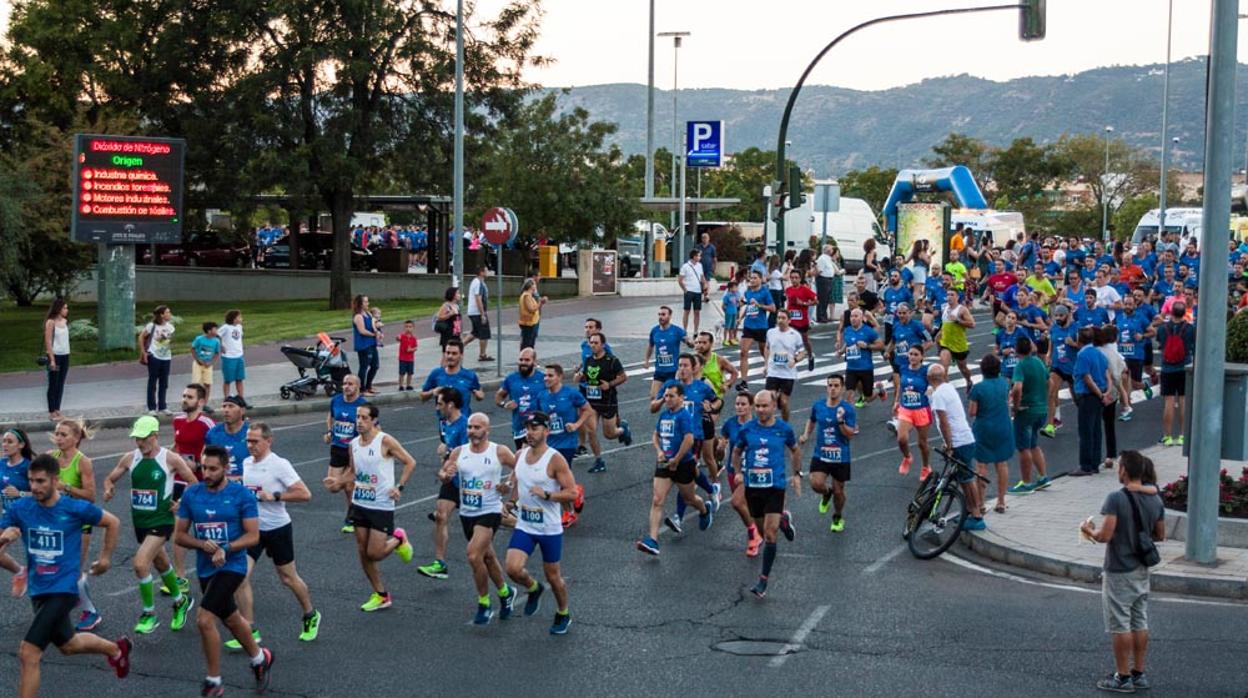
[1, 298, 521, 374]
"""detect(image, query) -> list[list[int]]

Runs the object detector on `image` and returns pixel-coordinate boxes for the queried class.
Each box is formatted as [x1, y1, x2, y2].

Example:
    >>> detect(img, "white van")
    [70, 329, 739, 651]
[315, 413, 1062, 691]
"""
[951, 209, 1026, 247]
[814, 196, 891, 271]
[1131, 208, 1202, 250]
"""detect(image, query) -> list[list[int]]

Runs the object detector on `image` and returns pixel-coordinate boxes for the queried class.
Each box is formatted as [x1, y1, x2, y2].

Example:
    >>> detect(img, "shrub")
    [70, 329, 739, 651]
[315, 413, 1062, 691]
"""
[1228, 310, 1248, 364]
[67, 318, 98, 342]
[1162, 467, 1248, 519]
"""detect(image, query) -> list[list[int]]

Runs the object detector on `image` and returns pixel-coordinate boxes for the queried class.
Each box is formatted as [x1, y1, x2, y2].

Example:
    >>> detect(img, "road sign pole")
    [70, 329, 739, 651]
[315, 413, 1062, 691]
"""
[97, 244, 136, 351]
[496, 243, 503, 377]
[452, 0, 465, 289]
[678, 131, 687, 267]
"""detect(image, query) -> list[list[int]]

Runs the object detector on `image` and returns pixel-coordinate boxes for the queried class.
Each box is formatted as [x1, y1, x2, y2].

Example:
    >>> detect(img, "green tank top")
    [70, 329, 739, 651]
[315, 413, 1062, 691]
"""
[54, 449, 83, 490]
[700, 353, 724, 396]
[129, 448, 175, 528]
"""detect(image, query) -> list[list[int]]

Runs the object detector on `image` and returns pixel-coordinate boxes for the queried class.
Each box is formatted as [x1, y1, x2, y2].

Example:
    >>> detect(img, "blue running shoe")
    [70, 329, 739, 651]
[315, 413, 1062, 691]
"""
[588, 458, 607, 473]
[473, 603, 494, 626]
[523, 583, 545, 617]
[698, 504, 714, 531]
[1006, 480, 1035, 495]
[1033, 476, 1052, 491]
[750, 576, 768, 599]
[499, 586, 515, 621]
[962, 516, 987, 531]
[707, 493, 719, 515]
[619, 421, 633, 446]
[636, 537, 660, 556]
[550, 611, 571, 635]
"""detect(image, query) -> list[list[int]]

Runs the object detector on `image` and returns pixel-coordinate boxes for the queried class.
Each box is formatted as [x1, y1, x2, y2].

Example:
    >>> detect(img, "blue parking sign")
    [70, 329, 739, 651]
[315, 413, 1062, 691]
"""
[686, 120, 723, 168]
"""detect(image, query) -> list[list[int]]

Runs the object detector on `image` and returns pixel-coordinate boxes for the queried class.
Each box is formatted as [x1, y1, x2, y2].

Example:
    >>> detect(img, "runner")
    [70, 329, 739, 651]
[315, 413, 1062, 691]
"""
[420, 340, 485, 414]
[174, 445, 274, 696]
[49, 419, 103, 631]
[536, 364, 590, 527]
[937, 288, 976, 393]
[650, 354, 720, 535]
[719, 391, 764, 556]
[497, 348, 546, 450]
[233, 422, 320, 649]
[438, 413, 519, 624]
[574, 332, 632, 473]
[731, 390, 800, 599]
[322, 403, 417, 611]
[735, 271, 777, 390]
[2, 428, 33, 596]
[885, 303, 932, 433]
[800, 375, 858, 532]
[325, 375, 367, 533]
[102, 416, 197, 634]
[575, 319, 611, 456]
[785, 269, 818, 372]
[503, 412, 578, 635]
[636, 382, 715, 556]
[763, 309, 806, 422]
[204, 396, 250, 481]
[418, 387, 470, 580]
[1043, 305, 1079, 437]
[1115, 295, 1155, 422]
[894, 346, 935, 480]
[170, 383, 214, 593]
[839, 308, 884, 408]
[644, 306, 690, 399]
[0, 454, 130, 698]
[881, 268, 914, 348]
[694, 331, 739, 400]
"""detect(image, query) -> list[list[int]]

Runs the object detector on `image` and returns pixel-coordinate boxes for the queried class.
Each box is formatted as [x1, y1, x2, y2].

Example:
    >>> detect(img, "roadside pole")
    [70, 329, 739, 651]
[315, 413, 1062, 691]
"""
[496, 243, 503, 377]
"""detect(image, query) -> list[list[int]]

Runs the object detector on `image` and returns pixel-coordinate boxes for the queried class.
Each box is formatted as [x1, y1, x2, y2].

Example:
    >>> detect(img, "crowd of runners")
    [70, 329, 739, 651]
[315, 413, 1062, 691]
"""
[1, 227, 1232, 696]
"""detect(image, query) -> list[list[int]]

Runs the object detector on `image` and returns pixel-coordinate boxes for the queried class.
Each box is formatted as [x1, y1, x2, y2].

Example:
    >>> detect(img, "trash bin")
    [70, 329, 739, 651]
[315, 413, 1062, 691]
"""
[539, 245, 559, 278]
[373, 248, 409, 273]
[654, 238, 667, 264]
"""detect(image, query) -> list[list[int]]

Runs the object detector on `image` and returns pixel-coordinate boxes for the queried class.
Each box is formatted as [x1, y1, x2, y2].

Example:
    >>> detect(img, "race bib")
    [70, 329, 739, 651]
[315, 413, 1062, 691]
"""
[1120, 342, 1134, 356]
[771, 352, 789, 366]
[131, 489, 158, 512]
[788, 309, 803, 321]
[745, 303, 759, 318]
[461, 489, 483, 511]
[332, 420, 355, 441]
[27, 527, 64, 557]
[194, 521, 228, 542]
[845, 346, 861, 361]
[657, 348, 674, 368]
[517, 394, 533, 413]
[819, 445, 843, 463]
[902, 388, 921, 408]
[352, 484, 377, 503]
[549, 414, 565, 433]
[586, 386, 603, 400]
[520, 506, 544, 524]
[747, 467, 774, 488]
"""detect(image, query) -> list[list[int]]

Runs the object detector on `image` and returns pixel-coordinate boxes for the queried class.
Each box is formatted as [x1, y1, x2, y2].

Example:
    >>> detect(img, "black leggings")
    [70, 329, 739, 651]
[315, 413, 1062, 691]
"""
[1102, 401, 1118, 460]
[146, 357, 170, 411]
[46, 354, 70, 412]
[356, 347, 380, 390]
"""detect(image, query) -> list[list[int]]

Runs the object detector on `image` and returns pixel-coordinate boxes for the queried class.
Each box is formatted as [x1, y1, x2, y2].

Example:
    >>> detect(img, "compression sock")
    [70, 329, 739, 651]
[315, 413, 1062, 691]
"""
[138, 575, 155, 612]
[160, 567, 183, 602]
[250, 651, 265, 667]
[498, 584, 511, 598]
[478, 595, 490, 607]
[761, 542, 778, 577]
[676, 494, 687, 519]
[695, 471, 714, 495]
[78, 573, 98, 614]
[527, 580, 539, 593]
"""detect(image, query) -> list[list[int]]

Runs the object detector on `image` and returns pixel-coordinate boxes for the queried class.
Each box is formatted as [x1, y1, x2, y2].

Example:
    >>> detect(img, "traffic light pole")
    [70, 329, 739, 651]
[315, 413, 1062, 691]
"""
[772, 3, 1027, 253]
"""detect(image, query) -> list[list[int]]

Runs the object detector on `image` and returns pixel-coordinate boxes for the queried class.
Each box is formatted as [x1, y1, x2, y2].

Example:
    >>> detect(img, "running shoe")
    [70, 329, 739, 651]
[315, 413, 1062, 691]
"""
[108, 636, 131, 679]
[499, 586, 516, 621]
[853, 397, 867, 409]
[134, 612, 159, 635]
[750, 576, 768, 599]
[170, 594, 194, 632]
[779, 510, 795, 542]
[10, 566, 26, 598]
[734, 380, 749, 392]
[1129, 672, 1150, 689]
[1176, 435, 1185, 446]
[898, 455, 912, 475]
[575, 445, 589, 457]
[573, 484, 585, 512]
[417, 560, 449, 579]
[1053, 416, 1063, 428]
[550, 611, 571, 635]
[252, 647, 274, 694]
[1040, 424, 1057, 439]
[561, 510, 578, 528]
[200, 680, 224, 696]
[818, 491, 832, 514]
[746, 531, 762, 557]
[473, 602, 494, 626]
[707, 493, 720, 515]
[962, 517, 987, 531]
[1007, 481, 1035, 495]
[807, 357, 815, 372]
[341, 522, 355, 534]
[360, 592, 392, 612]
[712, 482, 722, 509]
[886, 418, 899, 434]
[663, 515, 683, 535]
[1033, 476, 1052, 491]
[225, 628, 262, 650]
[1143, 386, 1154, 400]
[588, 458, 606, 473]
[919, 465, 932, 481]
[636, 537, 661, 556]
[1161, 436, 1175, 446]
[698, 504, 714, 531]
[76, 610, 102, 632]
[1118, 408, 1133, 422]
[159, 576, 190, 596]
[299, 610, 321, 642]
[619, 420, 633, 446]
[393, 527, 413, 563]
[830, 515, 845, 533]
[523, 582, 546, 616]
[1095, 672, 1135, 693]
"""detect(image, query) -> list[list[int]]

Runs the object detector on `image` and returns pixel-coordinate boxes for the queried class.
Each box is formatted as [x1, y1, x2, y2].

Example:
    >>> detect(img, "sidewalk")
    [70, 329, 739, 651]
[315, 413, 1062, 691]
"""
[963, 445, 1248, 599]
[0, 294, 685, 431]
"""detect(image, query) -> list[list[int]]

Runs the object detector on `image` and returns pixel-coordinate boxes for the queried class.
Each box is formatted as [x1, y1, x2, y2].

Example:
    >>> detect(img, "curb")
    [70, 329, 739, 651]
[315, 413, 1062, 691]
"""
[960, 530, 1248, 600]
[1, 376, 507, 433]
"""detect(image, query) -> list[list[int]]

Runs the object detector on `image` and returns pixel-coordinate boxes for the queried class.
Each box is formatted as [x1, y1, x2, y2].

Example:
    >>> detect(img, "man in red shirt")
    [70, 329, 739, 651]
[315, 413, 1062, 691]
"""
[785, 269, 818, 371]
[982, 258, 1020, 327]
[397, 319, 418, 391]
[1118, 262, 1146, 291]
[168, 382, 215, 593]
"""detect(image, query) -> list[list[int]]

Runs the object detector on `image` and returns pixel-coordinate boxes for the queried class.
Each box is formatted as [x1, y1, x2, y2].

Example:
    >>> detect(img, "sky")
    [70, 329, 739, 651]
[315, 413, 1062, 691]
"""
[1, 1, 1242, 91]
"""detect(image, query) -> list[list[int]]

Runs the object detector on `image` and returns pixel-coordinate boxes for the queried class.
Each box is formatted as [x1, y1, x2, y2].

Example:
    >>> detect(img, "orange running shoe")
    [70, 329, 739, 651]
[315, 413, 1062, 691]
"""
[919, 464, 932, 481]
[573, 484, 585, 513]
[561, 510, 578, 528]
[898, 455, 912, 475]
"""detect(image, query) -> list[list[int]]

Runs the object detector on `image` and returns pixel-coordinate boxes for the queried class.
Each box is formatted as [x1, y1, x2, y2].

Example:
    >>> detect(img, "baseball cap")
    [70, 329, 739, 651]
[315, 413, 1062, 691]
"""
[129, 415, 160, 439]
[1052, 304, 1070, 318]
[223, 395, 249, 409]
[524, 411, 551, 429]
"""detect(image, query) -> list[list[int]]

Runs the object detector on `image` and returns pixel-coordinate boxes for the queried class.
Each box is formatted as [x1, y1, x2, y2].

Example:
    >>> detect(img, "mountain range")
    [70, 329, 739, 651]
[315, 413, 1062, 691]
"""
[545, 58, 1248, 175]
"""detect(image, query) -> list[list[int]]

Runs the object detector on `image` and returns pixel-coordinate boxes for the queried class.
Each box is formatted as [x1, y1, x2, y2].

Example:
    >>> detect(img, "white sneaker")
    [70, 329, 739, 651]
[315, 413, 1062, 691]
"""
[887, 418, 899, 434]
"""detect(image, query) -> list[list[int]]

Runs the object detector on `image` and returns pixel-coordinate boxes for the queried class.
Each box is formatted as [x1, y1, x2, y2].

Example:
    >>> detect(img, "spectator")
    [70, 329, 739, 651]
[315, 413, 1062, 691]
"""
[1155, 301, 1196, 446]
[814, 244, 840, 323]
[678, 249, 708, 333]
[138, 305, 175, 415]
[191, 322, 221, 394]
[464, 266, 493, 362]
[968, 353, 1014, 515]
[42, 297, 71, 421]
[695, 231, 717, 281]
[1097, 325, 1126, 470]
[351, 294, 381, 396]
[862, 238, 881, 292]
[518, 278, 541, 350]
[1080, 450, 1164, 693]
[1008, 336, 1051, 493]
[766, 255, 784, 326]
[220, 309, 246, 401]
[434, 286, 462, 351]
[1072, 326, 1112, 476]
[397, 320, 418, 391]
[928, 364, 984, 530]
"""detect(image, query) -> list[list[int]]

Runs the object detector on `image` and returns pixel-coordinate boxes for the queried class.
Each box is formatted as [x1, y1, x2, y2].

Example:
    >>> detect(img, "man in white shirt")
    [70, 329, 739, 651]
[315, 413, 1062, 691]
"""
[815, 245, 839, 324]
[678, 249, 709, 333]
[1093, 268, 1123, 321]
[236, 422, 321, 643]
[763, 311, 806, 422]
[928, 364, 985, 530]
[464, 266, 493, 362]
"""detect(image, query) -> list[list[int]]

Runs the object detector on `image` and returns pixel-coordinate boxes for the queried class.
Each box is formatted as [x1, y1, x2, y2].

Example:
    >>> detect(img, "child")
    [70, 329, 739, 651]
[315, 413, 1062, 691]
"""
[722, 279, 740, 346]
[220, 309, 245, 401]
[398, 320, 418, 391]
[370, 307, 385, 347]
[190, 322, 221, 391]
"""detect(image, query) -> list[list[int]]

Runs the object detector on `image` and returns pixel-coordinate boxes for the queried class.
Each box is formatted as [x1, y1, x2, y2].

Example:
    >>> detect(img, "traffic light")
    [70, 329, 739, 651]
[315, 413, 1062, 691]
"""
[787, 165, 805, 209]
[1019, 0, 1045, 41]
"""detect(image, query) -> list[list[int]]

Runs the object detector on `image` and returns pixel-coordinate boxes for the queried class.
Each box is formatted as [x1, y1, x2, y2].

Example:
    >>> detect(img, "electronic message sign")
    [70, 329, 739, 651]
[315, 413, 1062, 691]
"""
[71, 134, 186, 244]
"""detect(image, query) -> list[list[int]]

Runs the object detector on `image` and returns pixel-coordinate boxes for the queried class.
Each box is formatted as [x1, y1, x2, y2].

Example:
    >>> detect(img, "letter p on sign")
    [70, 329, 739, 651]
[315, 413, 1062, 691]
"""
[685, 120, 723, 168]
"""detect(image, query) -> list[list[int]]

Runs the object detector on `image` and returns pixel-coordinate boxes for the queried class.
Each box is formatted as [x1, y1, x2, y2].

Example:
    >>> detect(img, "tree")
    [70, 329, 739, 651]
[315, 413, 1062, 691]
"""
[925, 133, 993, 193]
[1051, 133, 1155, 238]
[839, 165, 899, 218]
[1113, 193, 1159, 242]
[989, 137, 1067, 231]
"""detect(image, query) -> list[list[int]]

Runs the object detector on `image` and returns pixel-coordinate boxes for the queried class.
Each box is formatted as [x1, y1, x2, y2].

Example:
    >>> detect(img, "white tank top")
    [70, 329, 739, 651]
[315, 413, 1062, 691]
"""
[514, 446, 562, 536]
[350, 430, 395, 511]
[455, 442, 504, 516]
[51, 322, 70, 355]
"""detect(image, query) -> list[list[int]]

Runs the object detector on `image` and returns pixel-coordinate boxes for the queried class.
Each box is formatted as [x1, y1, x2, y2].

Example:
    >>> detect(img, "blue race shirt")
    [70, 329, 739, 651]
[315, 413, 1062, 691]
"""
[500, 370, 547, 441]
[996, 328, 1023, 378]
[741, 288, 773, 331]
[422, 367, 482, 414]
[1018, 306, 1048, 342]
[1073, 345, 1109, 395]
[1074, 306, 1109, 328]
[842, 324, 879, 371]
[882, 286, 912, 324]
[1096, 254, 1115, 270]
[328, 394, 367, 448]
[661, 378, 715, 424]
[648, 324, 686, 376]
[655, 408, 696, 464]
[439, 413, 469, 450]
[177, 481, 258, 579]
[1, 457, 31, 510]
[1134, 253, 1157, 278]
[1049, 321, 1077, 371]
[1153, 279, 1175, 300]
[191, 335, 221, 364]
[1115, 312, 1149, 360]
[1066, 248, 1087, 271]
[733, 418, 796, 490]
[1001, 285, 1020, 312]
[539, 386, 586, 450]
[1043, 261, 1063, 279]
[205, 422, 250, 479]
[0, 496, 102, 597]
[897, 363, 932, 409]
[719, 417, 749, 474]
[1179, 253, 1200, 276]
[891, 320, 929, 366]
[810, 399, 856, 464]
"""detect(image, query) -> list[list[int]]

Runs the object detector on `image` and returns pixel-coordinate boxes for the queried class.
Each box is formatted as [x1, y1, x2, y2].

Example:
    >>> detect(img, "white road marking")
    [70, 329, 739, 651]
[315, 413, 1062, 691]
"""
[769, 604, 831, 667]
[862, 544, 907, 575]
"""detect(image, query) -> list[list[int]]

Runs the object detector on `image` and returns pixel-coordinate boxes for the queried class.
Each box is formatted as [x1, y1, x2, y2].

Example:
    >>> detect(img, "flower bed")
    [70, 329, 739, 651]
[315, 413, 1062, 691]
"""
[1163, 468, 1248, 519]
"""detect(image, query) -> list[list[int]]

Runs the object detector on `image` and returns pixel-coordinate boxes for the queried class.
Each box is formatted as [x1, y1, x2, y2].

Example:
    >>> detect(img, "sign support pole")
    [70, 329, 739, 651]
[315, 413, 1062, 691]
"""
[97, 244, 136, 351]
[496, 244, 503, 377]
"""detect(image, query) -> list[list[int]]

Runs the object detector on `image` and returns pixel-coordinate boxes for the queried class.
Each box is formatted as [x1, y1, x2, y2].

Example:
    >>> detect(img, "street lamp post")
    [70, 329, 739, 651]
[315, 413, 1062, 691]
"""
[452, 0, 465, 288]
[1102, 125, 1114, 242]
[643, 0, 656, 278]
[1158, 0, 1174, 232]
[658, 31, 690, 268]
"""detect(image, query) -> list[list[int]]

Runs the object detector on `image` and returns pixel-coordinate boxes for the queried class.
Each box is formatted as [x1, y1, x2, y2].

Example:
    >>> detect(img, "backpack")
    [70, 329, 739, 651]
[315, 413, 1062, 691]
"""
[1162, 322, 1187, 364]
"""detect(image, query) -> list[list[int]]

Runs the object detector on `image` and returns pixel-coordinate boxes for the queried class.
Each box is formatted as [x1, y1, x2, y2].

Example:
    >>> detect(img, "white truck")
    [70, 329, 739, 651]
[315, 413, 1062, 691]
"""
[811, 196, 891, 271]
[1131, 208, 1203, 250]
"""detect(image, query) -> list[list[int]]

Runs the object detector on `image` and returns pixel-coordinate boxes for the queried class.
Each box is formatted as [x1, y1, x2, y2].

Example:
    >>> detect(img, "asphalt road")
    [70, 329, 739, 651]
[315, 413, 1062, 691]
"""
[2, 315, 1245, 697]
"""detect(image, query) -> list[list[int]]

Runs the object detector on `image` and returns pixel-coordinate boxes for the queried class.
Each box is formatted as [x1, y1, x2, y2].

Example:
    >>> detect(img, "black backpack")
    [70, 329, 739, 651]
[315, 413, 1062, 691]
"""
[1124, 488, 1161, 568]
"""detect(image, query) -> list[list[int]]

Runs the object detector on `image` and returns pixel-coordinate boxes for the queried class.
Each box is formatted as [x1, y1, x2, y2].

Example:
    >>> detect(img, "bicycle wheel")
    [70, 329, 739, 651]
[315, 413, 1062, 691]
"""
[906, 483, 967, 560]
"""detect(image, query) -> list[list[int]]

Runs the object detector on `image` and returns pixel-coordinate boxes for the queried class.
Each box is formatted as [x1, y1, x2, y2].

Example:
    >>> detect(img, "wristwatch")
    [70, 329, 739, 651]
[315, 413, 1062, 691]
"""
[397, 484, 406, 492]
[274, 491, 281, 502]
[542, 490, 551, 501]
[793, 472, 805, 479]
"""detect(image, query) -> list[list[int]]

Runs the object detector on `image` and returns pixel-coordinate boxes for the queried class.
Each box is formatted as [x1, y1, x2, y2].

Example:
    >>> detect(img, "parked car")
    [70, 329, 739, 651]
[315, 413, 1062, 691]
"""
[261, 231, 378, 271]
[138, 230, 251, 267]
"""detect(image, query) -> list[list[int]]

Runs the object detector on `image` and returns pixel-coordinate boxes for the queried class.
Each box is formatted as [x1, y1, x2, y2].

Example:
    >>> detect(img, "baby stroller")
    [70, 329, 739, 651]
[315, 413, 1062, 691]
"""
[279, 333, 351, 400]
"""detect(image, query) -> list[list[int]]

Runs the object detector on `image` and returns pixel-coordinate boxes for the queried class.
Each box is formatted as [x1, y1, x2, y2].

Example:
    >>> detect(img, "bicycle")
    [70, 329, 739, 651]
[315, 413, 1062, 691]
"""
[902, 447, 989, 560]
